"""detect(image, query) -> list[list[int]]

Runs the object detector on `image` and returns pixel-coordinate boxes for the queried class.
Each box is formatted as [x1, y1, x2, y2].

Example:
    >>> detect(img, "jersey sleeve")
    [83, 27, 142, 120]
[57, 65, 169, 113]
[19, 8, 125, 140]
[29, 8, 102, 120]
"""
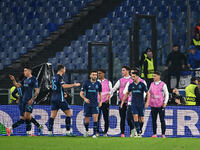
[60, 76, 65, 85]
[142, 83, 148, 92]
[20, 79, 25, 87]
[33, 78, 39, 88]
[81, 82, 87, 92]
[128, 84, 132, 93]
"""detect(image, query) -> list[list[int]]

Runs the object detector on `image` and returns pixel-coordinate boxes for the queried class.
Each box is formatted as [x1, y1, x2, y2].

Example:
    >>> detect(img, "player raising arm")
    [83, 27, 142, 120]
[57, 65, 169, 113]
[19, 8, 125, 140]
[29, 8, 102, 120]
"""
[9, 67, 43, 136]
[48, 64, 80, 136]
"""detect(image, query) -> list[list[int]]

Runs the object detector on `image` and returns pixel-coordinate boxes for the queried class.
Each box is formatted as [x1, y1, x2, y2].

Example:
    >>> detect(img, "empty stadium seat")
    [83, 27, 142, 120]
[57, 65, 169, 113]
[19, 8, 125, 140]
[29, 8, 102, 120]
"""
[0, 0, 95, 70]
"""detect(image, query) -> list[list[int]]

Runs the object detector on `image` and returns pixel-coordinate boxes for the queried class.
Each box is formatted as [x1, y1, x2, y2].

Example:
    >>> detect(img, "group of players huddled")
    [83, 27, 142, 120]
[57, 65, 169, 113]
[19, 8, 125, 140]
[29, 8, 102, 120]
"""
[7, 64, 169, 138]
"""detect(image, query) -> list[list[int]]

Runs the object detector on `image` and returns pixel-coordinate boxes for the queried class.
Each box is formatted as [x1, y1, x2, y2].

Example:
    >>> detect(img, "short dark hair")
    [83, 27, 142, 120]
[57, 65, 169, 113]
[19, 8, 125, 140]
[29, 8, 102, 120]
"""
[131, 71, 140, 76]
[98, 68, 106, 74]
[57, 64, 65, 71]
[191, 77, 197, 82]
[146, 47, 152, 52]
[154, 71, 161, 76]
[24, 65, 32, 71]
[131, 67, 140, 72]
[90, 70, 97, 75]
[122, 65, 130, 71]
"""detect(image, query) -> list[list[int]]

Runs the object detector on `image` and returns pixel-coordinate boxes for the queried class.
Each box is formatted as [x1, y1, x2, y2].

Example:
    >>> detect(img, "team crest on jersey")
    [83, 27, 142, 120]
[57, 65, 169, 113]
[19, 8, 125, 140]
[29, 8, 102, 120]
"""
[96, 85, 98, 89]
[139, 85, 142, 89]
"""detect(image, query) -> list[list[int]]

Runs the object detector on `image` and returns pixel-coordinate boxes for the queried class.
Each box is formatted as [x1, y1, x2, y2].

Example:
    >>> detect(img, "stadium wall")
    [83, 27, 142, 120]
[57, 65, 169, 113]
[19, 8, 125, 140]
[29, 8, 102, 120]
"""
[0, 105, 200, 137]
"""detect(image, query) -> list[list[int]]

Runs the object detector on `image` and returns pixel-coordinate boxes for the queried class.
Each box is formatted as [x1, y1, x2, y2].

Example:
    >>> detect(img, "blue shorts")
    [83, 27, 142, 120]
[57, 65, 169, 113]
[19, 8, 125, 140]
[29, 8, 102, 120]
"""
[131, 104, 145, 117]
[84, 104, 99, 117]
[51, 100, 70, 111]
[18, 101, 25, 116]
[21, 97, 35, 114]
[25, 102, 34, 114]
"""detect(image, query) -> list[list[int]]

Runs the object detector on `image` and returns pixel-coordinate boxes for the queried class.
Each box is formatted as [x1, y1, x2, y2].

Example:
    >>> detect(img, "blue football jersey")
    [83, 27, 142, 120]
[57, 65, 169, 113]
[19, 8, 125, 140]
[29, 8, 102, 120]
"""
[81, 80, 102, 106]
[128, 81, 148, 106]
[51, 74, 65, 102]
[21, 76, 38, 102]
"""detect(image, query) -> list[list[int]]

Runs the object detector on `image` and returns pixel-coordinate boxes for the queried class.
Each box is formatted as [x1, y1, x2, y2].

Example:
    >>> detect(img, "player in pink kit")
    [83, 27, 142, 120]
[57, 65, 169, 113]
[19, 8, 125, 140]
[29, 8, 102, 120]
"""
[97, 69, 112, 137]
[123, 67, 147, 137]
[111, 66, 131, 137]
[149, 71, 169, 138]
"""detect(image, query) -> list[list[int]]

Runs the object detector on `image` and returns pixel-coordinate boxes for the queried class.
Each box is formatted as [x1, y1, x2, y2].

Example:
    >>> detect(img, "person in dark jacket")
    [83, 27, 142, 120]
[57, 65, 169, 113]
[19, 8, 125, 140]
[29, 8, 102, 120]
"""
[165, 44, 187, 90]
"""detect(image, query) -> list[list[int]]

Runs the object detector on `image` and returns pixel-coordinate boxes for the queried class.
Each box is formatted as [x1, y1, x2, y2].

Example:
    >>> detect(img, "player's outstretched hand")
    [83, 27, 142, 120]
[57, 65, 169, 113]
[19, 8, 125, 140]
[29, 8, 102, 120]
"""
[84, 98, 90, 104]
[74, 83, 81, 87]
[9, 75, 15, 81]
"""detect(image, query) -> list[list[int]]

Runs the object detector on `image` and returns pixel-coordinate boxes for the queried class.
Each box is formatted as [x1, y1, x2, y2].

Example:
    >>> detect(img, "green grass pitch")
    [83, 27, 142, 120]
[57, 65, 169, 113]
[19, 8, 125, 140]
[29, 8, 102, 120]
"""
[0, 136, 199, 150]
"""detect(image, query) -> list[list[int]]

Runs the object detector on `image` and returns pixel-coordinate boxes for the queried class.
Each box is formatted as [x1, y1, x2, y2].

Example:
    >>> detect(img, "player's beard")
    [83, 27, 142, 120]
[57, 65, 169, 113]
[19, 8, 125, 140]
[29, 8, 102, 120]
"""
[91, 77, 96, 82]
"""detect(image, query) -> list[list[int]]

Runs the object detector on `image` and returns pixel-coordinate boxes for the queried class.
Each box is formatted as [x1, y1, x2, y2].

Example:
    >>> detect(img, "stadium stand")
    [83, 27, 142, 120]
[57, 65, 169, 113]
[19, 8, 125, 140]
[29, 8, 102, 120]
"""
[0, 0, 200, 87]
[0, 0, 96, 69]
[0, 0, 124, 87]
[47, 0, 200, 83]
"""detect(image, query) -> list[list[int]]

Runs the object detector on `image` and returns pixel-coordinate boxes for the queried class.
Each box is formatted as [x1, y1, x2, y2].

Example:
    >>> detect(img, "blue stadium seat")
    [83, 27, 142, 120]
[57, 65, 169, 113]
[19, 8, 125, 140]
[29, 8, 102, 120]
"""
[0, 0, 196, 72]
[86, 29, 94, 37]
[26, 41, 34, 49]
[2, 58, 11, 66]
[56, 51, 65, 60]
[17, 47, 27, 55]
[0, 51, 7, 59]
[11, 52, 19, 60]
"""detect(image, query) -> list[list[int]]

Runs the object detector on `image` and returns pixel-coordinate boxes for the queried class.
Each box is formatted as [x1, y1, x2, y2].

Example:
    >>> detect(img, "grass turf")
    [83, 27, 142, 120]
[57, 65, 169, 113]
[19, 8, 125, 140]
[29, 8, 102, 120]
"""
[0, 136, 199, 150]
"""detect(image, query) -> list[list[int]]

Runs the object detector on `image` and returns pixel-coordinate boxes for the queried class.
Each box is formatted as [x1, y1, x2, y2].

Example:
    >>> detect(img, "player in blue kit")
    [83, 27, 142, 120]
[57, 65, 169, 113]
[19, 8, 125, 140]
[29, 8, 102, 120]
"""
[48, 64, 80, 136]
[9, 67, 43, 136]
[121, 71, 150, 137]
[7, 74, 25, 136]
[80, 70, 102, 138]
